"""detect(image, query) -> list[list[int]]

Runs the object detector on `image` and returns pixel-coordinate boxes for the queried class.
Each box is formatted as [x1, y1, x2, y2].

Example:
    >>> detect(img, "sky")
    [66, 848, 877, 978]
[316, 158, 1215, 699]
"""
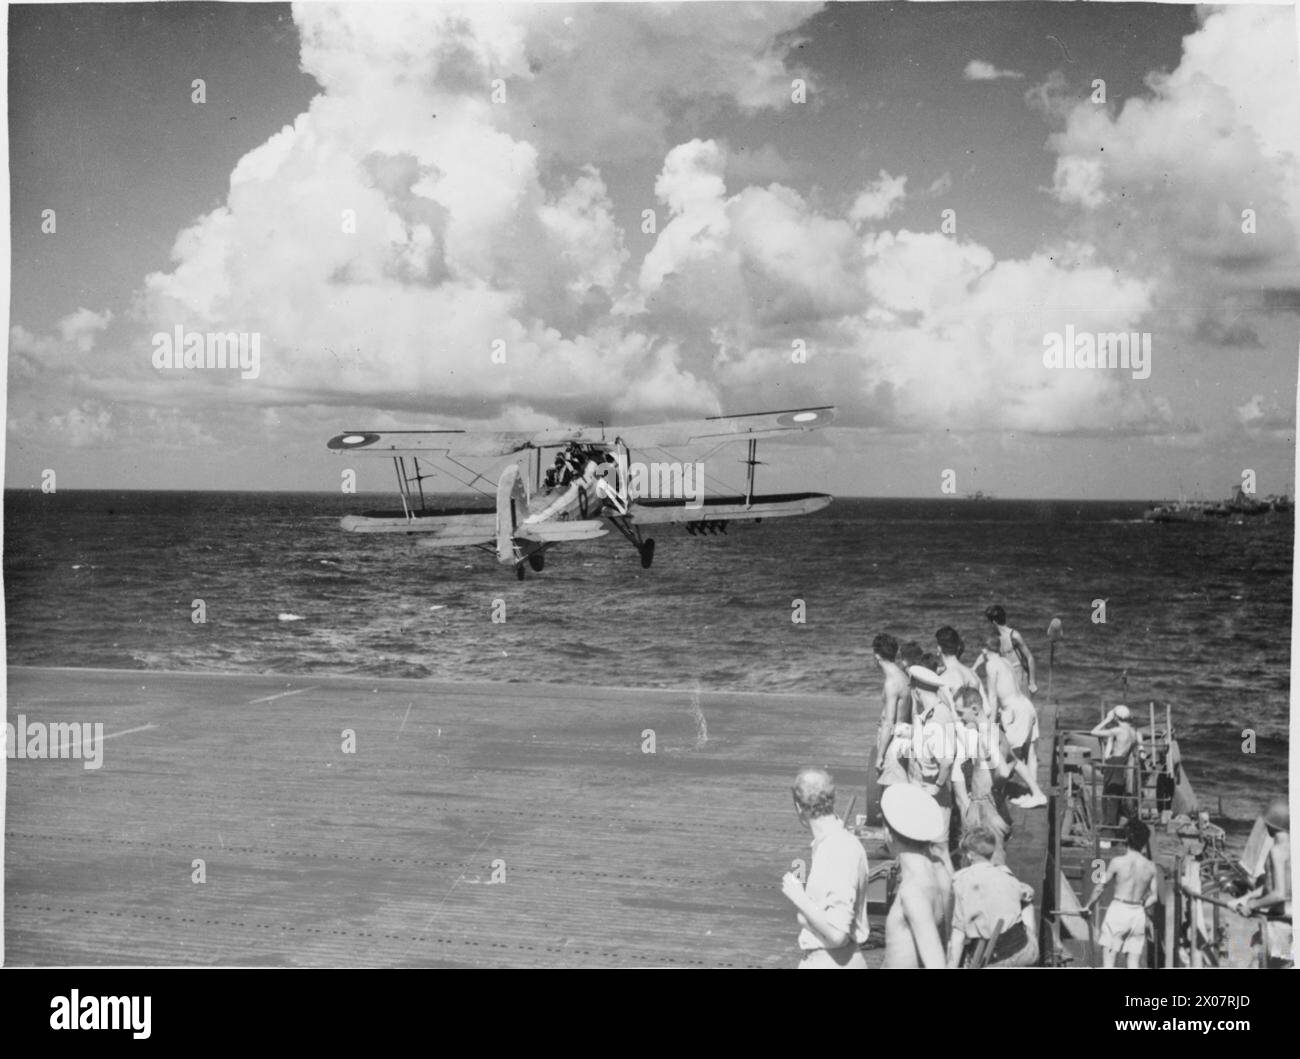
[5, 1, 1299, 499]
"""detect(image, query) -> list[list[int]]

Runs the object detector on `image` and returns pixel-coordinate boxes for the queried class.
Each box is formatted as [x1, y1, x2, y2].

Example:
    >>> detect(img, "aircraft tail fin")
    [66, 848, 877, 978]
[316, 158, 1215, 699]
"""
[496, 464, 527, 563]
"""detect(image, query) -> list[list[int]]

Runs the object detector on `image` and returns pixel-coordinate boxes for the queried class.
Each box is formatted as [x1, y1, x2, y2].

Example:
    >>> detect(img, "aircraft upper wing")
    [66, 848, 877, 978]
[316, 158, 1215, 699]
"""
[326, 406, 834, 457]
[611, 406, 835, 448]
[326, 430, 537, 458]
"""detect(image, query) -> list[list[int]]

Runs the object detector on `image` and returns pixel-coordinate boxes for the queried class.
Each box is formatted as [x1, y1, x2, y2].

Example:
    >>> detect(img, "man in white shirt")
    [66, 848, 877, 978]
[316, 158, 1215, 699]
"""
[781, 766, 871, 968]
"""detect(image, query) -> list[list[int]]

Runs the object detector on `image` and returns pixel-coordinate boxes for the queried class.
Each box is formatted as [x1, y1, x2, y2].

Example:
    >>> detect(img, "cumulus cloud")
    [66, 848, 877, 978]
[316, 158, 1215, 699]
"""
[81, 3, 820, 426]
[964, 59, 1024, 81]
[9, 0, 1288, 463]
[631, 140, 1166, 436]
[46, 402, 114, 448]
[849, 170, 908, 224]
[1039, 5, 1300, 297]
[9, 307, 113, 385]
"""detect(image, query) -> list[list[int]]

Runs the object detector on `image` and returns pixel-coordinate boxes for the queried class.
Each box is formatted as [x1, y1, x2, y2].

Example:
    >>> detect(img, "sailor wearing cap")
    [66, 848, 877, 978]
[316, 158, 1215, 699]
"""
[903, 665, 961, 867]
[881, 784, 952, 968]
[1090, 705, 1142, 829]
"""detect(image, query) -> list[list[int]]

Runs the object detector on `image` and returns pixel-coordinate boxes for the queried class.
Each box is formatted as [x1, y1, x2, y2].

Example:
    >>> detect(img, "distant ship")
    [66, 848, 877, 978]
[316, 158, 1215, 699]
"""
[965, 490, 996, 501]
[1144, 486, 1292, 523]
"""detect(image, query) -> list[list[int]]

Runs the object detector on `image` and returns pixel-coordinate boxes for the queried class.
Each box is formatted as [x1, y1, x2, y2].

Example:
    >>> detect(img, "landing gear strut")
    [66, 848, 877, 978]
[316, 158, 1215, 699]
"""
[608, 514, 656, 570]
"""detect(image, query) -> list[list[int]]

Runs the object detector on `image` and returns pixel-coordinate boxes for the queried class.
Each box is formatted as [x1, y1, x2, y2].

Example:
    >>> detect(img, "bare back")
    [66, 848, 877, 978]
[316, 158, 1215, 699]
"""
[884, 855, 951, 968]
[881, 661, 910, 725]
[1106, 723, 1139, 762]
[1110, 850, 1156, 904]
[983, 653, 1020, 713]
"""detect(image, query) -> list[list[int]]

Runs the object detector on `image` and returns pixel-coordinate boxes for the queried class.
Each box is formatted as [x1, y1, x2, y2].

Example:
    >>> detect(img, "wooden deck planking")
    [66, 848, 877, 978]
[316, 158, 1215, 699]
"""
[1003, 696, 1057, 913]
[4, 668, 1055, 967]
[5, 667, 872, 967]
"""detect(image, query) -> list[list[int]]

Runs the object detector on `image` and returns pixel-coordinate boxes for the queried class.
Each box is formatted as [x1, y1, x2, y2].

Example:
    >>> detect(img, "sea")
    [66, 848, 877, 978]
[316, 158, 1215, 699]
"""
[3, 490, 1291, 830]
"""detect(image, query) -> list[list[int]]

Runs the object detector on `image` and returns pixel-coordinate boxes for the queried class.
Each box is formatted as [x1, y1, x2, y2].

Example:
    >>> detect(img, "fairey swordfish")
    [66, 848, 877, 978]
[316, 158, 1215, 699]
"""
[327, 405, 836, 579]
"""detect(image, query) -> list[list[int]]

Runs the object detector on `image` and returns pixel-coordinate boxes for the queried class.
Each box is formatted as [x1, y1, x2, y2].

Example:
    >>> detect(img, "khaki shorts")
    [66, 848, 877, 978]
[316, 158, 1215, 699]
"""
[1100, 901, 1147, 956]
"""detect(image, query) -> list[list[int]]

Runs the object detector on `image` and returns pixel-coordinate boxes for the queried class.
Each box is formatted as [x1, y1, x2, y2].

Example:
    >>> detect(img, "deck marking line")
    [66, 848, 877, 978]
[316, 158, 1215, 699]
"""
[397, 703, 413, 742]
[55, 722, 158, 754]
[404, 830, 495, 957]
[247, 686, 317, 704]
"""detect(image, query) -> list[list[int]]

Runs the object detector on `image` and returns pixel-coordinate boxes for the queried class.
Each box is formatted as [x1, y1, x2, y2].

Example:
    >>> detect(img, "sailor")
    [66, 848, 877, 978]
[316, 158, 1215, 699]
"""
[903, 662, 960, 870]
[781, 767, 870, 968]
[946, 826, 1037, 967]
[935, 626, 990, 716]
[872, 633, 912, 793]
[552, 450, 572, 487]
[1233, 798, 1292, 968]
[881, 784, 952, 968]
[978, 635, 1047, 809]
[984, 605, 1037, 695]
[1086, 819, 1157, 968]
[894, 641, 924, 721]
[1090, 705, 1142, 829]
[952, 686, 1010, 862]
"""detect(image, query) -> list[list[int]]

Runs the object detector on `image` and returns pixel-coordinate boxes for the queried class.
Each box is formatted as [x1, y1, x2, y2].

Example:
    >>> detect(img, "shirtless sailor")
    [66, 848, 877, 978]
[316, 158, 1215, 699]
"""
[881, 784, 952, 968]
[935, 627, 985, 700]
[984, 605, 1037, 695]
[976, 635, 1047, 808]
[1233, 798, 1292, 968]
[872, 633, 912, 791]
[1086, 818, 1157, 968]
[1090, 705, 1143, 829]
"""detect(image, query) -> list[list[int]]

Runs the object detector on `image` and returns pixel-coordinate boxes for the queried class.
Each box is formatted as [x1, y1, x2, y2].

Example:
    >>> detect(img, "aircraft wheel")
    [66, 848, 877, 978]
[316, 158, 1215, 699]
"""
[515, 563, 526, 581]
[640, 538, 656, 569]
[528, 552, 545, 572]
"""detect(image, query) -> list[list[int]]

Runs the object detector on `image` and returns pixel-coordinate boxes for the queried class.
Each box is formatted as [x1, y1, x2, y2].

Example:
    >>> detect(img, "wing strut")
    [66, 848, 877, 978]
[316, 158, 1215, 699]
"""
[743, 439, 765, 510]
[392, 456, 436, 521]
[393, 458, 412, 521]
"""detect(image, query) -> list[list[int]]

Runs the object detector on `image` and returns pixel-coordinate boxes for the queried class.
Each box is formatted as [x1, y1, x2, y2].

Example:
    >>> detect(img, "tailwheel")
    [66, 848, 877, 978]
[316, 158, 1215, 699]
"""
[639, 538, 656, 569]
[528, 552, 545, 572]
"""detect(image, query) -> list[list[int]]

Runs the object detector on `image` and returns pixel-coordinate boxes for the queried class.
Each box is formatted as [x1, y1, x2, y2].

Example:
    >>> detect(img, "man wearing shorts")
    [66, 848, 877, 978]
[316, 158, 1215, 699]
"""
[980, 638, 1046, 809]
[1087, 819, 1157, 967]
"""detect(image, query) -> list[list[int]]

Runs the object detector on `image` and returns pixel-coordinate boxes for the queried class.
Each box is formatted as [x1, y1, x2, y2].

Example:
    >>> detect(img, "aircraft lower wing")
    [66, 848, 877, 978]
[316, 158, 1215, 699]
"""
[626, 492, 833, 524]
[340, 509, 495, 538]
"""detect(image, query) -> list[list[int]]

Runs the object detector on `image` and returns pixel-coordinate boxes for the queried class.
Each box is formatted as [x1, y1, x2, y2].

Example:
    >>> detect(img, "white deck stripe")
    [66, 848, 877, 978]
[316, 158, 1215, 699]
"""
[247, 687, 317, 704]
[54, 722, 158, 755]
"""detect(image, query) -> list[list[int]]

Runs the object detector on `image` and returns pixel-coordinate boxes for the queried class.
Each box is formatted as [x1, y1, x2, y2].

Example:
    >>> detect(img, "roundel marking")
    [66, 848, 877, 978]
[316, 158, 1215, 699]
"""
[775, 409, 828, 428]
[327, 432, 381, 451]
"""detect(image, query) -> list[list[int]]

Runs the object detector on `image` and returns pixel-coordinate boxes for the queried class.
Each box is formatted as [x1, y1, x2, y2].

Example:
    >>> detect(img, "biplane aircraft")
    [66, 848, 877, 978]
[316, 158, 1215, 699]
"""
[326, 406, 835, 579]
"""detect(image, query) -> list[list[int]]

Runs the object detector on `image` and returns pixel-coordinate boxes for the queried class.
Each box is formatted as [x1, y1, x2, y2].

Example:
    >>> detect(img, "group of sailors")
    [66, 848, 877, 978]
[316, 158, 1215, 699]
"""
[543, 443, 611, 491]
[783, 605, 1050, 968]
[781, 604, 1292, 969]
